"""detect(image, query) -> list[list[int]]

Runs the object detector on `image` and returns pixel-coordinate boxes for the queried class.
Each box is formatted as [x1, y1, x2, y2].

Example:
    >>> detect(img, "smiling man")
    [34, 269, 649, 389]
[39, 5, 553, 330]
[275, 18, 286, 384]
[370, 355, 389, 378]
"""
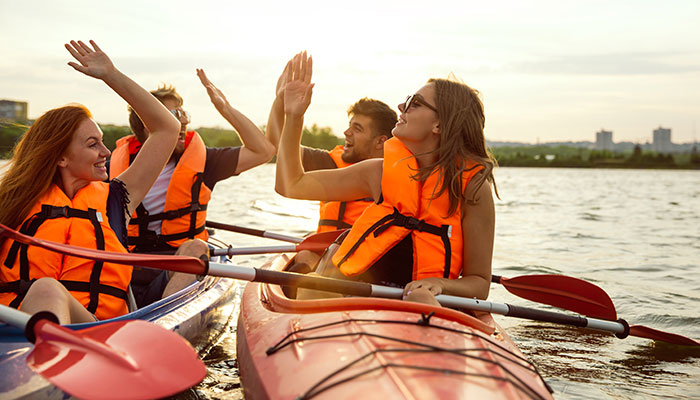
[268, 96, 396, 232]
[109, 69, 275, 307]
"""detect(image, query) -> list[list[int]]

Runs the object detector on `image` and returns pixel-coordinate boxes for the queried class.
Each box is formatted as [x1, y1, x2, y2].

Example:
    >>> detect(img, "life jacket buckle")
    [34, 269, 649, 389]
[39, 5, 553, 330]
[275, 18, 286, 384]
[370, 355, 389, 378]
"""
[51, 206, 69, 218]
[404, 216, 421, 230]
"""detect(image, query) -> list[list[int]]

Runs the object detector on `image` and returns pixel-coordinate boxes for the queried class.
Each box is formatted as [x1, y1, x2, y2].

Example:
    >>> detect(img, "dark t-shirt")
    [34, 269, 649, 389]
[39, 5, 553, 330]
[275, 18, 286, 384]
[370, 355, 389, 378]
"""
[202, 146, 241, 190]
[301, 146, 336, 171]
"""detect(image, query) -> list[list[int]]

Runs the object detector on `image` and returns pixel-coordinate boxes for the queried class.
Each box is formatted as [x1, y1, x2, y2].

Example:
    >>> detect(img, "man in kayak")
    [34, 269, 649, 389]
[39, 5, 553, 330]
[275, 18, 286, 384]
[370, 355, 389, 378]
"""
[109, 69, 276, 308]
[266, 53, 397, 268]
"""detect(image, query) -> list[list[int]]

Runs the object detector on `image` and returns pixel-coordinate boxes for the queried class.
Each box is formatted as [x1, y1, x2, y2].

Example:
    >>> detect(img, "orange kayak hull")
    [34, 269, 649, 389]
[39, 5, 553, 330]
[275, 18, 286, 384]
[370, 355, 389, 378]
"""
[237, 255, 553, 400]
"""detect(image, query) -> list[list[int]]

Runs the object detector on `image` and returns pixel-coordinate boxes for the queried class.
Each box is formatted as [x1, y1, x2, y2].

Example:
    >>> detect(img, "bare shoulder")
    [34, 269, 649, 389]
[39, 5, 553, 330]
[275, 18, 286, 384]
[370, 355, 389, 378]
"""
[463, 180, 494, 220]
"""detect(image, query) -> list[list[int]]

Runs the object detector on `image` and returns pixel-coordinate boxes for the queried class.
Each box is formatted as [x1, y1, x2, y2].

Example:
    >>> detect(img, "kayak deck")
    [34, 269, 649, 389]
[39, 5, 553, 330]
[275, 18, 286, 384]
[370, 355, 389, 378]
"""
[237, 254, 554, 400]
[0, 274, 238, 399]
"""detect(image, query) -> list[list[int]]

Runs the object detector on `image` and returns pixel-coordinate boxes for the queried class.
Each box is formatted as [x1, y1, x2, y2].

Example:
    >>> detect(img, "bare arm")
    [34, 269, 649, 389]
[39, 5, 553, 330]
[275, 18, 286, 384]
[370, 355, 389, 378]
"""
[402, 181, 494, 300]
[65, 40, 179, 215]
[265, 58, 291, 151]
[275, 53, 380, 202]
[197, 69, 275, 174]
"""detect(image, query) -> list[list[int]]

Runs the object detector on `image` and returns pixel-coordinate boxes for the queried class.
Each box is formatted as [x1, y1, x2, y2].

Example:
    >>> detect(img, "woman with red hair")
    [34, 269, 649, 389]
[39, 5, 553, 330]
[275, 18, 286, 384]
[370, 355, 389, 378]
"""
[0, 40, 180, 324]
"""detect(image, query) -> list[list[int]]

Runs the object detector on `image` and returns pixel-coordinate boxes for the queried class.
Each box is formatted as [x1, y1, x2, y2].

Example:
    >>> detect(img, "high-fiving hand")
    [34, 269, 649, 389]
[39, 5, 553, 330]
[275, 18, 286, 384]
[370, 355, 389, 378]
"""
[65, 40, 117, 80]
[283, 51, 314, 117]
[197, 68, 229, 112]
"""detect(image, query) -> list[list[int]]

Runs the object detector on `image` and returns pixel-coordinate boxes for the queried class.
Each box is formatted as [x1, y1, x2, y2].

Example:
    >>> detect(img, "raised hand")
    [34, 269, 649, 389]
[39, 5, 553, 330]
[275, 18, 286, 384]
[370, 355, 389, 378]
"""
[283, 51, 314, 117]
[197, 69, 228, 112]
[275, 57, 293, 100]
[64, 40, 117, 80]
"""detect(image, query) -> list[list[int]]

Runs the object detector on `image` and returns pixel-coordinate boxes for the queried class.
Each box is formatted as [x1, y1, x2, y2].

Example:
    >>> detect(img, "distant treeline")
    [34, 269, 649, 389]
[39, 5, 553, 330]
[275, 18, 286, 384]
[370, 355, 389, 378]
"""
[492, 145, 700, 169]
[3, 120, 697, 169]
[0, 121, 343, 159]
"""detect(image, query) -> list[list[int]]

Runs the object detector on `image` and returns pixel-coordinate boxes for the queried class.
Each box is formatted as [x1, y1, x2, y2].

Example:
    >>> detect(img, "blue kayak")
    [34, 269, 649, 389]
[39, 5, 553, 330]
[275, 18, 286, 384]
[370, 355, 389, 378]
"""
[0, 274, 238, 399]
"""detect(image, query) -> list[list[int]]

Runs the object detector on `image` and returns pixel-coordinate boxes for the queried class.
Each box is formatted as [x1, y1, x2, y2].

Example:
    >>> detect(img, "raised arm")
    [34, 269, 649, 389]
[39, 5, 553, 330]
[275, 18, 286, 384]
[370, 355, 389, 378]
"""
[65, 40, 179, 215]
[197, 68, 275, 174]
[275, 53, 381, 202]
[265, 57, 292, 151]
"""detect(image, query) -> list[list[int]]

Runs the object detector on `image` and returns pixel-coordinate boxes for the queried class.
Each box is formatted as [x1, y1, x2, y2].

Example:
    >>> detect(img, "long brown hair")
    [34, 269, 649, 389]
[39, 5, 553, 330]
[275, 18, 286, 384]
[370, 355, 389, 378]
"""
[414, 78, 499, 217]
[0, 105, 92, 240]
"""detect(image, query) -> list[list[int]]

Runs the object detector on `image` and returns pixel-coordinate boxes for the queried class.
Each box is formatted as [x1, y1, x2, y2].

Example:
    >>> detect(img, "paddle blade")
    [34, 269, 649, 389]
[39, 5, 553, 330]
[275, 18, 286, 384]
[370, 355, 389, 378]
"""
[629, 325, 700, 347]
[496, 274, 617, 321]
[297, 230, 346, 253]
[28, 319, 205, 400]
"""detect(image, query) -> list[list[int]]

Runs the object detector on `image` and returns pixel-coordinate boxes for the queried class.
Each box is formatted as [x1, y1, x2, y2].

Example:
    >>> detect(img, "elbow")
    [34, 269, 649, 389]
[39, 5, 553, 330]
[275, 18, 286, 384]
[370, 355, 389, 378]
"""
[263, 141, 277, 163]
[275, 181, 289, 197]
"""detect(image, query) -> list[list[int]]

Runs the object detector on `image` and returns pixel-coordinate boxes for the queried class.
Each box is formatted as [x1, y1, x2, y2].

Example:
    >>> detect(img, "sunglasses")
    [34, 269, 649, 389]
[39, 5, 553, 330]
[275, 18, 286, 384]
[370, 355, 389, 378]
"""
[169, 108, 191, 121]
[403, 94, 438, 113]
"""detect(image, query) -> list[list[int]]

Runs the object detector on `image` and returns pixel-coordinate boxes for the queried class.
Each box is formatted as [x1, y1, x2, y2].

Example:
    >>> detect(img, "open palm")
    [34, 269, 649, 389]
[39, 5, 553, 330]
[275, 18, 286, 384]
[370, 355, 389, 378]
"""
[283, 52, 314, 116]
[65, 40, 116, 80]
[197, 69, 228, 111]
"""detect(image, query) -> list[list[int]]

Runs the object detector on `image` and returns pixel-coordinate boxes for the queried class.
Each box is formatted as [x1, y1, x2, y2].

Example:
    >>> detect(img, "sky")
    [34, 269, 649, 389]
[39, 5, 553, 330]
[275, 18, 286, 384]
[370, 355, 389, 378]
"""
[1, 0, 699, 144]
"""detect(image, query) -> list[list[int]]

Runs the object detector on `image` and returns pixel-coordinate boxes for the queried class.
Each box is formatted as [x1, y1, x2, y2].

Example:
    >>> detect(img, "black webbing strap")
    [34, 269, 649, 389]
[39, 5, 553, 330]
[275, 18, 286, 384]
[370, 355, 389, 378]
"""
[130, 203, 208, 225]
[1, 205, 122, 311]
[335, 207, 452, 278]
[128, 172, 207, 248]
[128, 224, 206, 248]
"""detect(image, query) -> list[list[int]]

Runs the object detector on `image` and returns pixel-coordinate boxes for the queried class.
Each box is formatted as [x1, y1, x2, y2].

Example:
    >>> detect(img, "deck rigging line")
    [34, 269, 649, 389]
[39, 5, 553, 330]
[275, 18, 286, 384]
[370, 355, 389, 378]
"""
[266, 315, 553, 400]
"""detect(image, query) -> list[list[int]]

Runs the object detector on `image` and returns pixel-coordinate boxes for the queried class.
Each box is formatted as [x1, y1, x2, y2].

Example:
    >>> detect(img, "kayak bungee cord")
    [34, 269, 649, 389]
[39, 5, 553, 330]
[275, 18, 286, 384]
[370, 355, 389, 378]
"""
[266, 315, 553, 400]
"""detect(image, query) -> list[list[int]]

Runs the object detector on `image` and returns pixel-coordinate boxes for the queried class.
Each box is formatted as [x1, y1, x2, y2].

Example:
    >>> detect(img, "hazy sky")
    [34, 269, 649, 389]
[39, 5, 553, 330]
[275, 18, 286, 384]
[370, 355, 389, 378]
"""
[2, 0, 699, 144]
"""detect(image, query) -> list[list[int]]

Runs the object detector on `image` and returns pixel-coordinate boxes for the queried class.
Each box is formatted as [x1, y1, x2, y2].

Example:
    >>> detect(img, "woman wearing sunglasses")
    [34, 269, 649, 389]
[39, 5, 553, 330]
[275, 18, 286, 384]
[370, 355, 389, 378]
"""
[0, 40, 180, 323]
[276, 53, 498, 305]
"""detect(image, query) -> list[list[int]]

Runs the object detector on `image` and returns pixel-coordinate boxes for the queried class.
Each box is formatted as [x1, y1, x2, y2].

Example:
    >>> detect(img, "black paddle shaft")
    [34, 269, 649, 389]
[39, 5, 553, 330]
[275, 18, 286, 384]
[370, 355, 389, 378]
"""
[253, 269, 374, 297]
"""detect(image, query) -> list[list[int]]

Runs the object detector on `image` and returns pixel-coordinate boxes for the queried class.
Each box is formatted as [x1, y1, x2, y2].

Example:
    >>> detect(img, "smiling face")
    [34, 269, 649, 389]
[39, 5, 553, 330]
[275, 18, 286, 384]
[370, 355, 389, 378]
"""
[162, 97, 189, 157]
[58, 118, 111, 185]
[341, 114, 383, 163]
[392, 83, 441, 154]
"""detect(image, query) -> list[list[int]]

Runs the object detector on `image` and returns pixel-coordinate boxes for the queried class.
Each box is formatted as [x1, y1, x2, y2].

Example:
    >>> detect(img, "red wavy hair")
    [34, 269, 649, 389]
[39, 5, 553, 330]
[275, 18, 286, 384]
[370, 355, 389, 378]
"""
[0, 104, 92, 244]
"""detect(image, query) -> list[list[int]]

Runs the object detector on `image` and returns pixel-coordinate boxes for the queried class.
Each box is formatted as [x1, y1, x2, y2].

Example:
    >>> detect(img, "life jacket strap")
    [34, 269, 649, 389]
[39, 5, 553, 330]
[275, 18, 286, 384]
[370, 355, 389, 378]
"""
[0, 205, 110, 313]
[336, 208, 452, 278]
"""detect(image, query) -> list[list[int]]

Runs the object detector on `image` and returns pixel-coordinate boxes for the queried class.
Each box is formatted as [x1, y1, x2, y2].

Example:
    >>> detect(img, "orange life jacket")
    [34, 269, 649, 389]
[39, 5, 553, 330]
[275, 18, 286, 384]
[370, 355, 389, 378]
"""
[317, 146, 373, 233]
[0, 182, 131, 319]
[332, 137, 484, 282]
[109, 131, 211, 250]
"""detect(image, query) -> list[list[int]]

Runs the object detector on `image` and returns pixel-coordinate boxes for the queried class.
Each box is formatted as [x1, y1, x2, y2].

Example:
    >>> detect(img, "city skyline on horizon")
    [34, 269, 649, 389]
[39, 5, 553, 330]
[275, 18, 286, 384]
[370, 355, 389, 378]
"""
[2, 1, 699, 144]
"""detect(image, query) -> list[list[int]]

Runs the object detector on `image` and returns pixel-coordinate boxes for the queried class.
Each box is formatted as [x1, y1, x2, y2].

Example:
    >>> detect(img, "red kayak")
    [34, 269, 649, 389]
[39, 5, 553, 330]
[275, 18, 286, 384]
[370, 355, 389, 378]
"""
[237, 254, 554, 400]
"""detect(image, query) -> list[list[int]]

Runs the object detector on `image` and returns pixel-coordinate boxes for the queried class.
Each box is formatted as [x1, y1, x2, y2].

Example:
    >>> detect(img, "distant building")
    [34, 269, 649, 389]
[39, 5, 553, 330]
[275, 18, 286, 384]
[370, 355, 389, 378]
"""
[595, 129, 614, 151]
[0, 100, 28, 121]
[652, 126, 672, 153]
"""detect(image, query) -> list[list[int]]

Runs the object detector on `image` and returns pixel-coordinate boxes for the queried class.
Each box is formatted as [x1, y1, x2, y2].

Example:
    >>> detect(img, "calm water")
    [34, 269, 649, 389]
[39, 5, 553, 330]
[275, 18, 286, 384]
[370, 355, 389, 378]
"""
[5, 158, 694, 399]
[198, 164, 700, 400]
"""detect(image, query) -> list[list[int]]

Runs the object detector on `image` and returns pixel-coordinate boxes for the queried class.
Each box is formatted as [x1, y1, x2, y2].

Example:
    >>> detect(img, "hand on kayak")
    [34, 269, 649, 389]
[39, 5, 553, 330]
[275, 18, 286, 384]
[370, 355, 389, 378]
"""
[403, 277, 448, 298]
[283, 51, 314, 117]
[65, 40, 118, 80]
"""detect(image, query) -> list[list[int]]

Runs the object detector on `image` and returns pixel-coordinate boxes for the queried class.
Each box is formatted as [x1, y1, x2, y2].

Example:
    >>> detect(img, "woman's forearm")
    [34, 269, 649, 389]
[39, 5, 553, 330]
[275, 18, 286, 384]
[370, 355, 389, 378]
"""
[102, 70, 179, 140]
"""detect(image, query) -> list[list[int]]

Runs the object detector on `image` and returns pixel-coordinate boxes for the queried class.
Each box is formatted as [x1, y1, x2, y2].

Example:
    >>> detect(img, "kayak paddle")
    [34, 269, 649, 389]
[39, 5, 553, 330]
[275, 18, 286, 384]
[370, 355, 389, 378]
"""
[0, 304, 206, 400]
[206, 220, 304, 243]
[492, 274, 617, 321]
[2, 222, 696, 346]
[209, 229, 344, 256]
[204, 223, 618, 319]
